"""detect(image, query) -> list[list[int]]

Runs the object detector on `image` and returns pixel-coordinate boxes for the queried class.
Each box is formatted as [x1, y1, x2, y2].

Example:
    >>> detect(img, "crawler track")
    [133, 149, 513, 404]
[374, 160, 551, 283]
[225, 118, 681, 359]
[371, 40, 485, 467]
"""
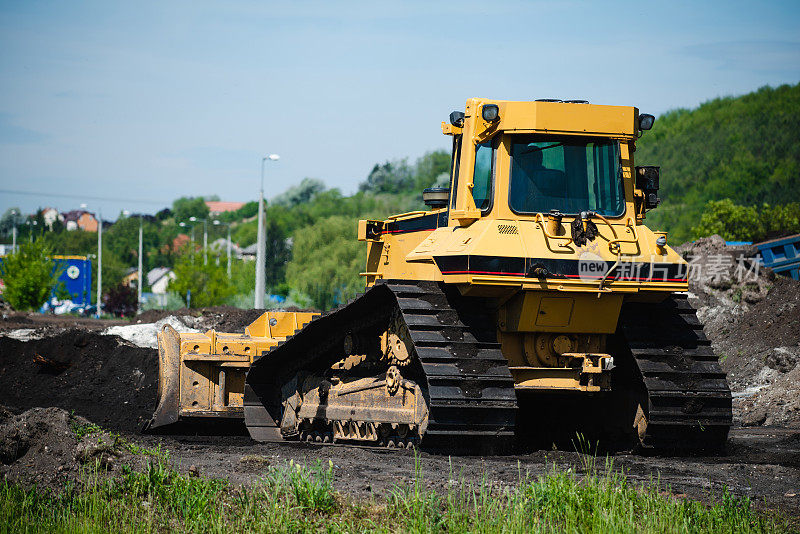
[244, 281, 517, 449]
[618, 295, 732, 451]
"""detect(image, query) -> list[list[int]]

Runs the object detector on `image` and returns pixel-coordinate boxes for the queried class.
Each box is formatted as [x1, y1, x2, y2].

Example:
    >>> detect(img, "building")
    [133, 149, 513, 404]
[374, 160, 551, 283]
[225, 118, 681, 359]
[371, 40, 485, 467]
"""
[208, 237, 242, 257]
[122, 267, 139, 288]
[240, 243, 257, 261]
[205, 201, 245, 216]
[42, 207, 64, 229]
[63, 210, 99, 232]
[171, 233, 192, 252]
[147, 267, 176, 307]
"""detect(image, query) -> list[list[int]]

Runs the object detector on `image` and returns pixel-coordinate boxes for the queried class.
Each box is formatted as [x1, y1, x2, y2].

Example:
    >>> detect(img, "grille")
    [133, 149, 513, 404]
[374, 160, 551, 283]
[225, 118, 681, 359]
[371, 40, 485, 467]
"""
[497, 224, 519, 235]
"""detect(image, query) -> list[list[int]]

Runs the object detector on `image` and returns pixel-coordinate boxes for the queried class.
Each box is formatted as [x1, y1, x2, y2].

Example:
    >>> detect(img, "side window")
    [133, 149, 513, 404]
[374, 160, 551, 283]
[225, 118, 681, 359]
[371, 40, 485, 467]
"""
[450, 136, 462, 209]
[472, 140, 494, 211]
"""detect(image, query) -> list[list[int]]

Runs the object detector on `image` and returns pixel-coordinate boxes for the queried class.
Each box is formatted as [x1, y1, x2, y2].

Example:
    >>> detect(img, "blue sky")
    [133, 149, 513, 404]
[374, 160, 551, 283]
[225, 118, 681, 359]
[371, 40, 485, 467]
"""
[1, 0, 799, 219]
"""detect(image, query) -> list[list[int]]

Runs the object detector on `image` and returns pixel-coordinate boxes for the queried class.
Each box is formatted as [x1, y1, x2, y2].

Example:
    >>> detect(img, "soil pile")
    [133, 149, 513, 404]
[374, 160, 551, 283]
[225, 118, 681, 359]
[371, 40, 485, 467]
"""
[0, 332, 157, 432]
[678, 235, 800, 427]
[0, 406, 145, 491]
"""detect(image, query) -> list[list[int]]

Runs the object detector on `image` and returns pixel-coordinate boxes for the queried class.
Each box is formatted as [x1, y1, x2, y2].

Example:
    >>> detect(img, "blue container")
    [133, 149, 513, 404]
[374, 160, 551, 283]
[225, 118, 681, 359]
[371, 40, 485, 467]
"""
[756, 234, 800, 281]
[52, 255, 93, 306]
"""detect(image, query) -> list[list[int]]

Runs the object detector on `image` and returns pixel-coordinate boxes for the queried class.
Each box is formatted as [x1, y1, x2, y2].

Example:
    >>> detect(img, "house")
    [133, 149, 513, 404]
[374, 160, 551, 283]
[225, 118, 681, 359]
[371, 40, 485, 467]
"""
[62, 210, 99, 232]
[240, 243, 257, 261]
[171, 233, 192, 252]
[205, 201, 245, 216]
[208, 237, 242, 257]
[122, 267, 139, 288]
[42, 207, 64, 229]
[147, 267, 176, 307]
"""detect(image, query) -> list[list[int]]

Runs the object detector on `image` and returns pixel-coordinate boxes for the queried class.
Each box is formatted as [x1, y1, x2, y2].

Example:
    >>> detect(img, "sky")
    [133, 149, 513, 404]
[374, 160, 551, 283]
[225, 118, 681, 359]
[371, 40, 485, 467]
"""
[1, 0, 799, 220]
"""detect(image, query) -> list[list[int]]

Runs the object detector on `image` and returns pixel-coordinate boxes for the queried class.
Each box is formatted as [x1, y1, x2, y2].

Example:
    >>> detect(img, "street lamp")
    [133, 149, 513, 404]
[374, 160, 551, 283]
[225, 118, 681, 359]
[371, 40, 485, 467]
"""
[25, 219, 38, 243]
[213, 220, 233, 278]
[256, 153, 280, 309]
[88, 206, 103, 318]
[179, 221, 196, 243]
[189, 216, 208, 265]
[9, 209, 17, 252]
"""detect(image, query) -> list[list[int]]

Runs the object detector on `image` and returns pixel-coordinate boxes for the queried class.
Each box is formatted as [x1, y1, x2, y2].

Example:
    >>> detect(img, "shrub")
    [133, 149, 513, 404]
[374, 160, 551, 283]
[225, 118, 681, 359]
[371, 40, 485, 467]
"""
[0, 241, 60, 311]
[103, 283, 138, 317]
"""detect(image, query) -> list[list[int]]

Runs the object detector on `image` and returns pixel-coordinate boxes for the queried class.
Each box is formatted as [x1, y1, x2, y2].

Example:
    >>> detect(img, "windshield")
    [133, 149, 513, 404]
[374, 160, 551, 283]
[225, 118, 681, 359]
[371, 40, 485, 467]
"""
[509, 135, 624, 216]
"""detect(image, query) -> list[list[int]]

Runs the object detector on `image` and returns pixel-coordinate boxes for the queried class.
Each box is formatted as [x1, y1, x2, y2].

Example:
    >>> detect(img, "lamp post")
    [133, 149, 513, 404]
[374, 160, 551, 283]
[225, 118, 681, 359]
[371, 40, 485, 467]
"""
[96, 210, 102, 318]
[9, 209, 17, 252]
[189, 216, 208, 265]
[256, 154, 280, 309]
[213, 220, 233, 277]
[179, 221, 195, 242]
[25, 220, 37, 243]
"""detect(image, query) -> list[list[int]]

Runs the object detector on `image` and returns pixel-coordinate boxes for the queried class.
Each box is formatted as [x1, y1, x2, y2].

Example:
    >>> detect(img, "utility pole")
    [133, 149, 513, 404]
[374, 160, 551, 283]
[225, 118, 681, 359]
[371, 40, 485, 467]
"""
[256, 154, 279, 309]
[226, 225, 231, 278]
[96, 212, 102, 318]
[203, 219, 207, 266]
[137, 217, 143, 312]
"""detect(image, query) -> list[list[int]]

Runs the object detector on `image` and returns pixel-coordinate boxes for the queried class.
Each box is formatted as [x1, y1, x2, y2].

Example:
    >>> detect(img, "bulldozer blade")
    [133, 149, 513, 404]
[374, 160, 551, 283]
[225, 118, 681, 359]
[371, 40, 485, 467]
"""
[147, 324, 182, 430]
[144, 311, 318, 433]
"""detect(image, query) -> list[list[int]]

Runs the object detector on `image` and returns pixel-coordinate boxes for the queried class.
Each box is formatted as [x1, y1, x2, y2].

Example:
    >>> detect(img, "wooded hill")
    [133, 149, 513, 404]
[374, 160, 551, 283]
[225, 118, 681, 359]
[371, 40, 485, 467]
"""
[636, 82, 800, 242]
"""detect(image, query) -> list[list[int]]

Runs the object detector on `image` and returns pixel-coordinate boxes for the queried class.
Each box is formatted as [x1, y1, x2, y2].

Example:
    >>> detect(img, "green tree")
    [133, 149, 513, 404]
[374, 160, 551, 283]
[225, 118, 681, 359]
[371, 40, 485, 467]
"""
[413, 150, 451, 190]
[0, 207, 24, 239]
[105, 215, 161, 270]
[0, 241, 61, 311]
[286, 216, 364, 310]
[359, 160, 413, 194]
[692, 199, 800, 242]
[170, 250, 235, 307]
[172, 197, 210, 223]
[271, 178, 326, 207]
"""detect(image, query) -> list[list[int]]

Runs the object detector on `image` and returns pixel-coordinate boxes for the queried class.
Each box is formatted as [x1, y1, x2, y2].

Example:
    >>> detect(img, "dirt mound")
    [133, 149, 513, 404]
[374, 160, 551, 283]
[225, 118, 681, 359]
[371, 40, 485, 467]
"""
[0, 406, 145, 492]
[0, 331, 157, 432]
[678, 235, 800, 427]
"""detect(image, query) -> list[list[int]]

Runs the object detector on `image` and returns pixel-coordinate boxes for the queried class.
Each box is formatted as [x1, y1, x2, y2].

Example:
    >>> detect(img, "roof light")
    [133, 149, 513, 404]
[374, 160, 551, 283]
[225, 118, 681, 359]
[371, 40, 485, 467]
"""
[639, 114, 655, 130]
[481, 104, 500, 122]
[449, 111, 465, 127]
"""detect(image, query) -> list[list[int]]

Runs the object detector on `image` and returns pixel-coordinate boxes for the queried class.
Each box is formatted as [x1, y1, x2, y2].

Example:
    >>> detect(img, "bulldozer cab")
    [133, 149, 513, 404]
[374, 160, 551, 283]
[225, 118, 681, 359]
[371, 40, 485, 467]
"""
[358, 97, 677, 294]
[441, 98, 650, 226]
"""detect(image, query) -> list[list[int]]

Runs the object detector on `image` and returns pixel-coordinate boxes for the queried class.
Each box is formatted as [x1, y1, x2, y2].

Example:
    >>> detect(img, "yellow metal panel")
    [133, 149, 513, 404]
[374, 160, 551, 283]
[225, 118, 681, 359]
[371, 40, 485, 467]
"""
[500, 291, 623, 333]
[535, 297, 574, 327]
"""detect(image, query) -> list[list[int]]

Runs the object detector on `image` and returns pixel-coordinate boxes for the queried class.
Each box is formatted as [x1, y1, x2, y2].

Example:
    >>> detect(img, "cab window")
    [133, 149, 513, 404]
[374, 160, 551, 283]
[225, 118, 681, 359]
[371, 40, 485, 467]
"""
[472, 139, 495, 211]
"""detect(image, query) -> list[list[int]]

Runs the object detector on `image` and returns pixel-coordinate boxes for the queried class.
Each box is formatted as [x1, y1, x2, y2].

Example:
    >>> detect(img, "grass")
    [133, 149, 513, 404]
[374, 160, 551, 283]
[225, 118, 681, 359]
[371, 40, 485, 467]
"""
[0, 452, 794, 533]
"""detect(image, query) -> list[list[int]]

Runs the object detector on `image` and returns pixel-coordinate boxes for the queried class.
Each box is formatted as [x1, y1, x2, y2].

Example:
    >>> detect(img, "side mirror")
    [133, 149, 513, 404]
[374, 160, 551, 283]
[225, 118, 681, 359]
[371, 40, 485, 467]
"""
[635, 166, 660, 210]
[422, 187, 449, 209]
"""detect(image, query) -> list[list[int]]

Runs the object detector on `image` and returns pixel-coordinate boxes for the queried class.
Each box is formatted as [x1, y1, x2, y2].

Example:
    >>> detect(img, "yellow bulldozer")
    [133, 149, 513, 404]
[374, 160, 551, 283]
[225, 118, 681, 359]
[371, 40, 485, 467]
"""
[151, 97, 732, 452]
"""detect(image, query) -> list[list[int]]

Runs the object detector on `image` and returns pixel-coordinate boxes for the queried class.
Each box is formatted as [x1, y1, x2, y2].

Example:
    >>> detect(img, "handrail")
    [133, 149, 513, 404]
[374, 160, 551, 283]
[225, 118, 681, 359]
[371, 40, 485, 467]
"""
[590, 213, 619, 241]
[386, 211, 430, 221]
[534, 213, 573, 248]
[606, 217, 639, 254]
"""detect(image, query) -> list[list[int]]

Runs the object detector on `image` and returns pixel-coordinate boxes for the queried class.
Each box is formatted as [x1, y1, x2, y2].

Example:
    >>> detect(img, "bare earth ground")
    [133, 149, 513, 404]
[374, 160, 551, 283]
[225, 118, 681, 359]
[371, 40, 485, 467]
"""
[1, 240, 799, 517]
